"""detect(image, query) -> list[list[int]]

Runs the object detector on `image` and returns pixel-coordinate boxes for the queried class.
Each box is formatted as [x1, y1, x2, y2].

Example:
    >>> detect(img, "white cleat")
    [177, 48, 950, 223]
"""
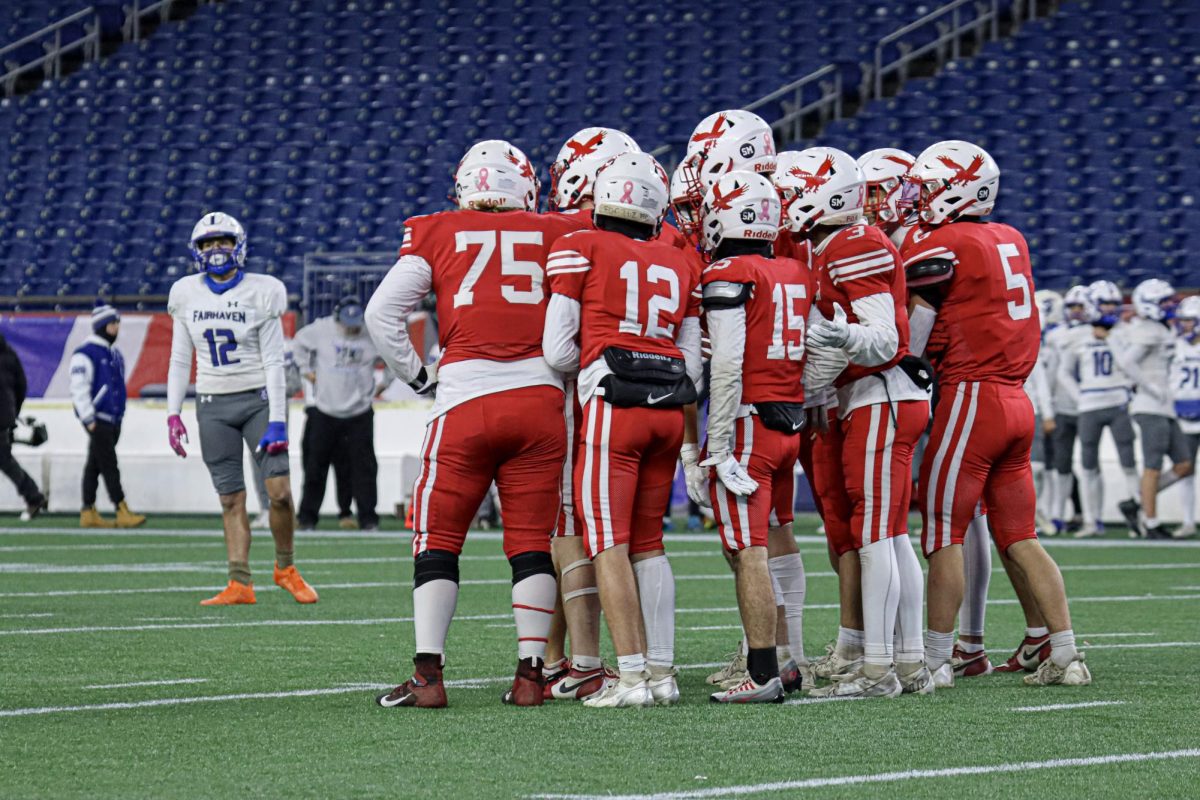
[1174, 524, 1196, 540]
[582, 677, 653, 708]
[897, 664, 936, 695]
[646, 668, 680, 706]
[1024, 654, 1092, 686]
[1074, 525, 1102, 539]
[706, 651, 747, 686]
[710, 676, 785, 704]
[251, 512, 271, 529]
[830, 668, 902, 699]
[932, 663, 955, 689]
[812, 645, 863, 681]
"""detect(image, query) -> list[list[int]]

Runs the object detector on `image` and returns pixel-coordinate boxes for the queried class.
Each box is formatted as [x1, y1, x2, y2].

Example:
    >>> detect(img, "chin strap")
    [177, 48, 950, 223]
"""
[204, 269, 244, 294]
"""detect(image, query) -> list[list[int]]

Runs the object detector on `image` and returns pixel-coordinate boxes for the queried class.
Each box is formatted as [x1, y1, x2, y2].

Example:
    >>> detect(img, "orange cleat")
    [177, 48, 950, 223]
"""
[200, 580, 256, 606]
[274, 564, 319, 604]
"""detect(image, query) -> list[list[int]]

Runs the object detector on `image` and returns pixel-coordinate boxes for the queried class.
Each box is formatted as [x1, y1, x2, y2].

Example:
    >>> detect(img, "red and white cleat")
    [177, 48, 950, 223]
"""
[951, 646, 994, 678]
[994, 634, 1051, 673]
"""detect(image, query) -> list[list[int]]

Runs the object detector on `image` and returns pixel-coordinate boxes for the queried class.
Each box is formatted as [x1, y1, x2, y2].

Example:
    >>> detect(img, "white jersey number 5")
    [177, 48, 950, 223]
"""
[997, 243, 1031, 321]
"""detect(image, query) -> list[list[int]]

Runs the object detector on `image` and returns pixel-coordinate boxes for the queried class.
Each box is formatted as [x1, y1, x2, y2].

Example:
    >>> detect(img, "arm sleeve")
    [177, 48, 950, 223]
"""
[1112, 337, 1154, 395]
[542, 294, 582, 373]
[704, 306, 746, 458]
[677, 316, 703, 386]
[68, 352, 95, 424]
[258, 316, 288, 423]
[907, 301, 938, 358]
[1036, 358, 1054, 418]
[167, 317, 194, 416]
[364, 255, 434, 384]
[842, 292, 900, 367]
[292, 325, 314, 373]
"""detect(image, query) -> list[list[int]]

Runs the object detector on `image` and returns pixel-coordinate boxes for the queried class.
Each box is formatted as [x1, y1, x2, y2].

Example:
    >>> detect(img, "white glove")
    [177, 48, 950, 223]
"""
[701, 453, 758, 497]
[807, 302, 850, 349]
[680, 443, 710, 508]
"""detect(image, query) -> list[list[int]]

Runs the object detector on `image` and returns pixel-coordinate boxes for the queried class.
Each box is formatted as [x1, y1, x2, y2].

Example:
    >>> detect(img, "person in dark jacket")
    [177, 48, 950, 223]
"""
[69, 303, 146, 528]
[0, 331, 47, 520]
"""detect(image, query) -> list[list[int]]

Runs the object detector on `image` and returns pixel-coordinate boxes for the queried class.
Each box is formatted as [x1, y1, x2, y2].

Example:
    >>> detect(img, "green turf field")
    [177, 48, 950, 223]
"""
[1, 513, 1198, 799]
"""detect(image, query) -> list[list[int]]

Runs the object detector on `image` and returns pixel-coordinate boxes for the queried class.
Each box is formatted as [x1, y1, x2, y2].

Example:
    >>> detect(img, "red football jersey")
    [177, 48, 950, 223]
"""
[900, 220, 1039, 386]
[812, 223, 911, 387]
[546, 229, 701, 369]
[701, 254, 813, 404]
[399, 209, 589, 367]
[773, 231, 813, 267]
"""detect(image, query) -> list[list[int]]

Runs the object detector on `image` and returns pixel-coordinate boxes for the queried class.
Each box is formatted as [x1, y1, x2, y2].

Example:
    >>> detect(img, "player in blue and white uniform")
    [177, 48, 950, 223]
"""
[1170, 296, 1200, 539]
[166, 212, 317, 606]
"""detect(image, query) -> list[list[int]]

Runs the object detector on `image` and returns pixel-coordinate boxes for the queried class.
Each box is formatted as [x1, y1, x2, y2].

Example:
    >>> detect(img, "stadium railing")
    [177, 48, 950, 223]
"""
[0, 8, 103, 96]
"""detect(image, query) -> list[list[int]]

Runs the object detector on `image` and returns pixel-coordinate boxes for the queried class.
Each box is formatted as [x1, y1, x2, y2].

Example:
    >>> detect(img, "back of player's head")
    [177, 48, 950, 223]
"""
[454, 140, 538, 212]
[773, 146, 863, 235]
[1131, 278, 1177, 322]
[699, 171, 779, 254]
[858, 148, 915, 227]
[910, 140, 1000, 225]
[686, 110, 775, 169]
[190, 211, 247, 276]
[549, 127, 640, 211]
[591, 152, 669, 235]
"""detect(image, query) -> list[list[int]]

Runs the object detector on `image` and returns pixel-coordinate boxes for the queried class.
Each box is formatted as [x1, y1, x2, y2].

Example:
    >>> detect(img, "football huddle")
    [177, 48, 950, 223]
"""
[167, 109, 1198, 710]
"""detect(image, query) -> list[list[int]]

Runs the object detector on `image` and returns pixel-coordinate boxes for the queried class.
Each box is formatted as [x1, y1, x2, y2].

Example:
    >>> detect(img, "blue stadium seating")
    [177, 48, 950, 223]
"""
[0, 0, 1194, 301]
[819, 0, 1199, 289]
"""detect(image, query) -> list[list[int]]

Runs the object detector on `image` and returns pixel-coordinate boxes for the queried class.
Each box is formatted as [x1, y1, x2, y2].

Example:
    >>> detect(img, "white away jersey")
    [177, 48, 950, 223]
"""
[1171, 338, 1200, 434]
[1117, 316, 1176, 417]
[167, 273, 288, 395]
[1067, 330, 1132, 413]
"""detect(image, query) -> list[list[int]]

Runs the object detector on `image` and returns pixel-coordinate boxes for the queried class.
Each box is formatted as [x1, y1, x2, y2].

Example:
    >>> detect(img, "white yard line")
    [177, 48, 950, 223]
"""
[525, 749, 1200, 800]
[0, 613, 512, 637]
[84, 678, 209, 690]
[1079, 632, 1156, 638]
[1084, 641, 1200, 650]
[1011, 701, 1127, 713]
[0, 612, 53, 618]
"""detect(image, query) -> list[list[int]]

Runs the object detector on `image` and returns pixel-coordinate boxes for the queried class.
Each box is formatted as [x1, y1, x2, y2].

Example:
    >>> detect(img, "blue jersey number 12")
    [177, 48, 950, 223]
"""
[203, 328, 240, 367]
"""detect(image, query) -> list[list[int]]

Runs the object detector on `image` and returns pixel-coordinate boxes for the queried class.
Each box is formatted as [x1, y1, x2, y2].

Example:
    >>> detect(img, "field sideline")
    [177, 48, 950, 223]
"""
[1, 514, 1198, 799]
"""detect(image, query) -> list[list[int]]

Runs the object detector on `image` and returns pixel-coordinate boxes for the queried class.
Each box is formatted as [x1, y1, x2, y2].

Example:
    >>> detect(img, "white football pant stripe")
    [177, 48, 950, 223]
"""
[412, 415, 445, 556]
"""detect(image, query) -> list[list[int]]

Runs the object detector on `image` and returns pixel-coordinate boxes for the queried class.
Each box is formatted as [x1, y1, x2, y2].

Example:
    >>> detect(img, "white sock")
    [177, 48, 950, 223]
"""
[891, 534, 925, 664]
[1122, 467, 1140, 502]
[776, 645, 790, 663]
[958, 515, 991, 638]
[1146, 516, 1160, 529]
[542, 657, 566, 678]
[739, 635, 749, 657]
[1027, 625, 1049, 638]
[1183, 474, 1196, 528]
[1159, 470, 1183, 492]
[858, 538, 900, 668]
[1052, 470, 1074, 522]
[616, 653, 646, 683]
[413, 579, 459, 659]
[956, 641, 984, 654]
[1032, 462, 1046, 515]
[925, 629, 954, 670]
[836, 626, 864, 659]
[1049, 629, 1078, 667]
[1081, 468, 1103, 526]
[574, 654, 602, 671]
[632, 555, 675, 668]
[769, 553, 808, 664]
[512, 573, 556, 664]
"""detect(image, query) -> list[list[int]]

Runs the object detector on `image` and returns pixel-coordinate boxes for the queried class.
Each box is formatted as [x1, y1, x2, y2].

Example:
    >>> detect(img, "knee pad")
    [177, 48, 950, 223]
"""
[413, 549, 459, 588]
[509, 550, 555, 585]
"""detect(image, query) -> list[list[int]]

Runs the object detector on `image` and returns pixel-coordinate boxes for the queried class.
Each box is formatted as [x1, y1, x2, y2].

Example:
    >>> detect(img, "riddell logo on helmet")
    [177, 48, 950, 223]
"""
[739, 142, 755, 159]
[739, 208, 756, 224]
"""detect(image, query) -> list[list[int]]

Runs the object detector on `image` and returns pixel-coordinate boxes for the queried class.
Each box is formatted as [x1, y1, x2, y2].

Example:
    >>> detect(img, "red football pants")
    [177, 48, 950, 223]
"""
[411, 385, 566, 559]
[920, 381, 1038, 557]
[811, 399, 928, 556]
[710, 415, 800, 551]
[575, 396, 683, 558]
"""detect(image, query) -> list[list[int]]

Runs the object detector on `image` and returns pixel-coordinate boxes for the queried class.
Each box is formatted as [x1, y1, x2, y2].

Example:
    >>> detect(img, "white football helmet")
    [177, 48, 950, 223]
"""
[454, 140, 539, 211]
[1063, 285, 1093, 323]
[670, 151, 705, 244]
[910, 140, 1000, 225]
[699, 171, 780, 253]
[1035, 289, 1064, 329]
[686, 109, 776, 163]
[190, 211, 246, 277]
[548, 127, 640, 210]
[592, 152, 669, 231]
[773, 146, 864, 234]
[1088, 279, 1122, 307]
[1131, 278, 1177, 321]
[1177, 295, 1200, 320]
[858, 148, 915, 227]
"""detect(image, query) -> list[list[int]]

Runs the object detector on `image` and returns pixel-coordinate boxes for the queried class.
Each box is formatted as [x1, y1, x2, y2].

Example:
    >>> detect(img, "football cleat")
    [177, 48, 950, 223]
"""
[19, 496, 47, 522]
[338, 515, 358, 531]
[647, 667, 680, 706]
[1118, 499, 1142, 537]
[1074, 522, 1103, 539]
[501, 657, 544, 706]
[1173, 524, 1196, 540]
[994, 634, 1051, 672]
[710, 675, 785, 704]
[582, 677, 653, 709]
[830, 668, 902, 699]
[931, 663, 955, 689]
[376, 657, 448, 708]
[200, 580, 256, 606]
[897, 664, 936, 695]
[1035, 511, 1054, 537]
[1144, 524, 1174, 540]
[274, 564, 319, 604]
[550, 665, 608, 701]
[812, 644, 863, 681]
[951, 646, 994, 678]
[542, 660, 570, 700]
[1023, 654, 1092, 686]
[706, 651, 747, 686]
[779, 659, 815, 694]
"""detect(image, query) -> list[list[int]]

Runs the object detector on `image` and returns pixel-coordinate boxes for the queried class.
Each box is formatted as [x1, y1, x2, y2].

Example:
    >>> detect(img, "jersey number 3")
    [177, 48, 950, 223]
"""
[453, 230, 544, 308]
[203, 328, 240, 367]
